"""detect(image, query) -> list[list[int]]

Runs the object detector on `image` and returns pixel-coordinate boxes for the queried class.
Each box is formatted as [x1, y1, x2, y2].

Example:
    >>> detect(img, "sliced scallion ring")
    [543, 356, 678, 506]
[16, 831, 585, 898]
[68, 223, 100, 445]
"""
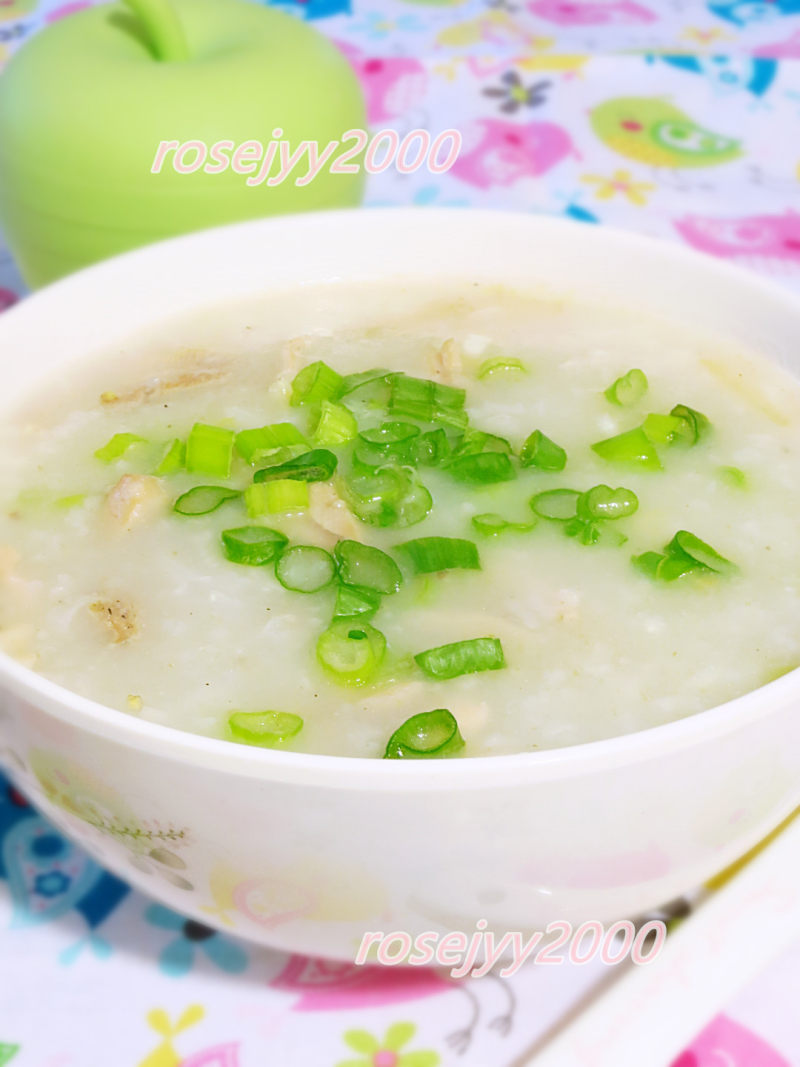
[396, 536, 480, 574]
[221, 526, 288, 566]
[174, 486, 241, 516]
[228, 710, 303, 747]
[316, 620, 386, 686]
[334, 540, 402, 594]
[414, 637, 506, 680]
[383, 709, 465, 759]
[275, 545, 336, 593]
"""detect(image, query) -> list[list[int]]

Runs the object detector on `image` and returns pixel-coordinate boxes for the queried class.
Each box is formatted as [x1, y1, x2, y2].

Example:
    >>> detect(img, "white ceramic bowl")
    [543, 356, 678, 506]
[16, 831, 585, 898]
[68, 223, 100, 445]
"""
[1, 210, 799, 959]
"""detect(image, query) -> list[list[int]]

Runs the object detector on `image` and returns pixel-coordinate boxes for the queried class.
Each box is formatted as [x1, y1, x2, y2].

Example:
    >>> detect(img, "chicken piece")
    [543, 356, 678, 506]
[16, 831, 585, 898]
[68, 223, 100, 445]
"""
[309, 482, 361, 540]
[100, 366, 226, 406]
[90, 598, 139, 644]
[429, 337, 463, 384]
[106, 474, 166, 529]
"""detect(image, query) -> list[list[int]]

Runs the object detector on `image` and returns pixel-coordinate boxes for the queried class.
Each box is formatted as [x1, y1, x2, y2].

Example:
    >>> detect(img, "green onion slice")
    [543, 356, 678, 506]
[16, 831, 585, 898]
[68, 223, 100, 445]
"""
[415, 428, 451, 467]
[384, 709, 465, 759]
[448, 452, 515, 485]
[670, 404, 711, 446]
[275, 545, 336, 593]
[290, 361, 344, 407]
[186, 423, 235, 479]
[235, 423, 307, 465]
[519, 430, 567, 471]
[174, 486, 241, 516]
[317, 620, 386, 686]
[396, 536, 481, 574]
[666, 530, 737, 575]
[642, 413, 683, 446]
[254, 449, 337, 484]
[221, 525, 288, 566]
[577, 484, 639, 521]
[342, 468, 433, 528]
[94, 433, 146, 463]
[530, 488, 580, 521]
[565, 517, 627, 547]
[591, 427, 662, 470]
[228, 710, 303, 747]
[604, 368, 648, 407]
[471, 513, 535, 536]
[415, 637, 506, 680]
[245, 480, 309, 516]
[388, 374, 467, 428]
[340, 368, 390, 396]
[450, 429, 512, 458]
[632, 551, 665, 579]
[312, 401, 358, 447]
[334, 539, 402, 594]
[333, 583, 382, 619]
[355, 421, 420, 468]
[477, 357, 527, 380]
[154, 438, 185, 475]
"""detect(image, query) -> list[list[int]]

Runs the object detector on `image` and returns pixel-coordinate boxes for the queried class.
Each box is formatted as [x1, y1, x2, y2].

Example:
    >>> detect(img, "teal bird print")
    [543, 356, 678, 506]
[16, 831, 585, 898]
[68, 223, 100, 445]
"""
[590, 97, 742, 168]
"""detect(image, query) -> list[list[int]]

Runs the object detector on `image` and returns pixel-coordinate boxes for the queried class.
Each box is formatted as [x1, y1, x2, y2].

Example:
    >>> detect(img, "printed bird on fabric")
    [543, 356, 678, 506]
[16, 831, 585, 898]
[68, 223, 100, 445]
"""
[590, 97, 742, 168]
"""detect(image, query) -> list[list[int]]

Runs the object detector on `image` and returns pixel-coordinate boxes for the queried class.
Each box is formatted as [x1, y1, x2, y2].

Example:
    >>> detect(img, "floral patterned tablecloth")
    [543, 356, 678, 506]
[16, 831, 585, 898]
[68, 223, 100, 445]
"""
[2, 1, 800, 1064]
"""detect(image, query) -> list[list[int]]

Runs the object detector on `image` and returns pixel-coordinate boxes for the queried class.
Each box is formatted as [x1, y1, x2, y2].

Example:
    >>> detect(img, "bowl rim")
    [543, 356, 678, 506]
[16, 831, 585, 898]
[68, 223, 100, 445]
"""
[2, 206, 800, 789]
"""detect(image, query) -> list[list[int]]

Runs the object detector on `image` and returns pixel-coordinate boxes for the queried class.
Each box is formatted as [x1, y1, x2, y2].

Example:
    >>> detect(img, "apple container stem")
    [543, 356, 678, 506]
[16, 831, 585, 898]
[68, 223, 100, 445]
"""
[123, 0, 189, 62]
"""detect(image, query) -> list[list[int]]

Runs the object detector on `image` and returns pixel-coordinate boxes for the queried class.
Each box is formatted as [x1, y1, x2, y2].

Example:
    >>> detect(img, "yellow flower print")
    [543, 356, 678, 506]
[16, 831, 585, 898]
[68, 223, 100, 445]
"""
[336, 1022, 439, 1067]
[582, 169, 655, 206]
[680, 26, 731, 47]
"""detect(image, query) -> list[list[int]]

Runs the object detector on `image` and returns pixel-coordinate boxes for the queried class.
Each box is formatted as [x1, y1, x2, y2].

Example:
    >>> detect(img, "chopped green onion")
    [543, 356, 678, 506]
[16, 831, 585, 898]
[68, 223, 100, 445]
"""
[342, 468, 432, 528]
[290, 361, 344, 407]
[448, 452, 515, 485]
[245, 480, 308, 516]
[275, 545, 336, 593]
[477, 357, 527, 380]
[471, 513, 535, 536]
[415, 428, 451, 466]
[235, 423, 307, 465]
[604, 368, 648, 407]
[317, 620, 386, 686]
[565, 517, 627, 547]
[591, 427, 662, 471]
[384, 709, 465, 759]
[334, 540, 402, 594]
[666, 530, 737, 576]
[311, 401, 358, 447]
[94, 433, 146, 463]
[340, 368, 390, 395]
[333, 583, 382, 619]
[228, 710, 303, 747]
[642, 413, 683, 446]
[670, 404, 711, 446]
[717, 465, 748, 489]
[154, 438, 185, 475]
[186, 423, 235, 479]
[633, 530, 737, 582]
[254, 449, 337, 484]
[388, 374, 467, 428]
[520, 430, 567, 471]
[449, 430, 512, 458]
[396, 536, 481, 574]
[355, 422, 420, 468]
[221, 526, 288, 566]
[415, 637, 506, 680]
[530, 488, 580, 521]
[577, 485, 638, 521]
[173, 486, 241, 516]
[632, 551, 665, 579]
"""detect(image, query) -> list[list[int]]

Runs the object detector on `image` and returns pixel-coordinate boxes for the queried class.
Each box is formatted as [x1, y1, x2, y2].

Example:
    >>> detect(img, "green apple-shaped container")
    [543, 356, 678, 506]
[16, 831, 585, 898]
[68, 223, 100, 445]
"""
[0, 0, 367, 287]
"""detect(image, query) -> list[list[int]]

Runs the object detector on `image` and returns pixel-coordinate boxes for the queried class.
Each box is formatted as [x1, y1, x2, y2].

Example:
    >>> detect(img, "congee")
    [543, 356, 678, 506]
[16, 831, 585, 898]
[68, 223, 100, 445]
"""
[1, 282, 799, 758]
